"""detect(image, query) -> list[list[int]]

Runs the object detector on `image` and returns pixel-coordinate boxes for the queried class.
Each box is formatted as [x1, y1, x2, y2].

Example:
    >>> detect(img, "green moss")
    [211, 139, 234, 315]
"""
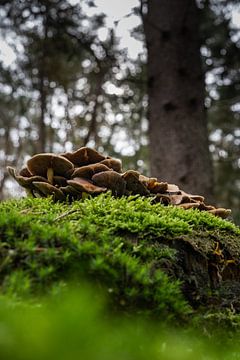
[0, 194, 239, 320]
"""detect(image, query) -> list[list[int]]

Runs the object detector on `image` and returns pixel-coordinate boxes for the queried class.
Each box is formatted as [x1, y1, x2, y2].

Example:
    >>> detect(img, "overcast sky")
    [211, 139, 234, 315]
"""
[0, 0, 240, 66]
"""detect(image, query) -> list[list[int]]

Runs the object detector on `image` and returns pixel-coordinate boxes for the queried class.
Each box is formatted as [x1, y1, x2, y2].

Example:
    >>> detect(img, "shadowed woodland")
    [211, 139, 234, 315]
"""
[0, 0, 239, 223]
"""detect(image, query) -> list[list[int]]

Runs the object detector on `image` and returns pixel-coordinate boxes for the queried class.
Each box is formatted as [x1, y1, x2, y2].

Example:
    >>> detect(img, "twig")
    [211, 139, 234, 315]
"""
[53, 209, 80, 222]
[20, 210, 46, 215]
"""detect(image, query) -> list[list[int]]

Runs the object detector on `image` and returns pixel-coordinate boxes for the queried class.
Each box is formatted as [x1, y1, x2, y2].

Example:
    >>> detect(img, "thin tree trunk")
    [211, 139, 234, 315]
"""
[83, 73, 104, 146]
[38, 74, 46, 153]
[37, 6, 49, 153]
[144, 0, 214, 200]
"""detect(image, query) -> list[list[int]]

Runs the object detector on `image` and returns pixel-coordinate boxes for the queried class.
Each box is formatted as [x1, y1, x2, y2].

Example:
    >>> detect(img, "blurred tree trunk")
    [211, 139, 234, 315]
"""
[37, 6, 49, 153]
[38, 73, 47, 153]
[143, 0, 214, 200]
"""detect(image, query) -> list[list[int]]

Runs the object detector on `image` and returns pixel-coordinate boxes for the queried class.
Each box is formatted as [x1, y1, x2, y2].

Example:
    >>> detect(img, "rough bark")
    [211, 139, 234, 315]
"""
[144, 0, 214, 201]
[160, 232, 240, 310]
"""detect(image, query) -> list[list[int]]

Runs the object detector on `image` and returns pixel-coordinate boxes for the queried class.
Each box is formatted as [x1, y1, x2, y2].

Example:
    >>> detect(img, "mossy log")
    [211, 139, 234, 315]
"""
[0, 194, 239, 318]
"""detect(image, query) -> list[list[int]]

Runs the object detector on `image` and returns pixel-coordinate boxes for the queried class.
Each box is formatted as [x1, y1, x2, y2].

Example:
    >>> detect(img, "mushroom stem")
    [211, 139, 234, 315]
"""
[47, 167, 54, 184]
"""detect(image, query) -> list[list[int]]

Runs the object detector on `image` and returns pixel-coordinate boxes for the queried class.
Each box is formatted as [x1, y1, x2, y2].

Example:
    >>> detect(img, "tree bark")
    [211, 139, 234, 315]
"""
[144, 0, 214, 201]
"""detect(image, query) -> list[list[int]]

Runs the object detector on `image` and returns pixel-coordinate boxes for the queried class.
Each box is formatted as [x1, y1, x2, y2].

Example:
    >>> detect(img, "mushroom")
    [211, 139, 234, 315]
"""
[32, 182, 65, 201]
[6, 147, 232, 219]
[62, 147, 105, 167]
[92, 171, 126, 196]
[27, 153, 74, 185]
[7, 166, 47, 193]
[100, 158, 122, 173]
[208, 208, 231, 219]
[72, 163, 111, 180]
[68, 177, 107, 194]
[122, 170, 149, 196]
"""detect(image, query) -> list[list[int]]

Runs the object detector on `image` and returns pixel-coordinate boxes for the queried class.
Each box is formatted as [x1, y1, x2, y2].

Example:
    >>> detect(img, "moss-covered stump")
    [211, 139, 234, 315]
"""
[0, 194, 239, 319]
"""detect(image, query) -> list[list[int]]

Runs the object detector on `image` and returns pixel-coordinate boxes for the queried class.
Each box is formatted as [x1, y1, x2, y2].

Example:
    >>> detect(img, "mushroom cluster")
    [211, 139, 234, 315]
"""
[7, 147, 231, 218]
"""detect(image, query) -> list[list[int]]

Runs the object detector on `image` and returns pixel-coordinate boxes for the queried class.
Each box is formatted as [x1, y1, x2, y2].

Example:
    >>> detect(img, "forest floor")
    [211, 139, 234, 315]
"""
[0, 194, 240, 359]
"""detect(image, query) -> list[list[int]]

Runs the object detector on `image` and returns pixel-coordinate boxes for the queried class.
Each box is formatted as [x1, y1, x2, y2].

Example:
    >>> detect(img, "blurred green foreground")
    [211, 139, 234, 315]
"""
[0, 286, 240, 360]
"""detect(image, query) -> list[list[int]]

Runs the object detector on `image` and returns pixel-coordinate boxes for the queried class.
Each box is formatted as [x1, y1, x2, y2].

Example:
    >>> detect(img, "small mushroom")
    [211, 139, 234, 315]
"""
[68, 177, 107, 194]
[62, 147, 105, 167]
[122, 170, 149, 196]
[100, 158, 122, 173]
[72, 163, 110, 180]
[92, 171, 126, 196]
[208, 208, 231, 219]
[32, 182, 65, 201]
[27, 153, 74, 184]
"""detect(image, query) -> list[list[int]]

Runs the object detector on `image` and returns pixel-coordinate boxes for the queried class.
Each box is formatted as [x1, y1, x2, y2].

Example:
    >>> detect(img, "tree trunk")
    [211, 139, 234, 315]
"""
[38, 74, 47, 153]
[144, 0, 214, 201]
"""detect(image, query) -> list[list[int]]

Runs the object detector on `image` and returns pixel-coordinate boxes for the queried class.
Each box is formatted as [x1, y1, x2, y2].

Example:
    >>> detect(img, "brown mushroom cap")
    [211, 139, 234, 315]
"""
[122, 170, 150, 196]
[7, 166, 47, 188]
[72, 163, 111, 179]
[100, 158, 122, 173]
[62, 147, 105, 167]
[27, 153, 74, 179]
[68, 177, 107, 194]
[32, 182, 65, 201]
[92, 171, 126, 196]
[208, 208, 231, 219]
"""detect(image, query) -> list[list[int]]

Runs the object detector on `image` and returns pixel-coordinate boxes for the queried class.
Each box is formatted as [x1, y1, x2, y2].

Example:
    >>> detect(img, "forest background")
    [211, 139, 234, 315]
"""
[0, 0, 239, 223]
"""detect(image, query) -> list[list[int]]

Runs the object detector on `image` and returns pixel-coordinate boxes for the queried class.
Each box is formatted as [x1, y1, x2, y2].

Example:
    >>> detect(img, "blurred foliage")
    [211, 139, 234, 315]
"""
[1, 285, 240, 359]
